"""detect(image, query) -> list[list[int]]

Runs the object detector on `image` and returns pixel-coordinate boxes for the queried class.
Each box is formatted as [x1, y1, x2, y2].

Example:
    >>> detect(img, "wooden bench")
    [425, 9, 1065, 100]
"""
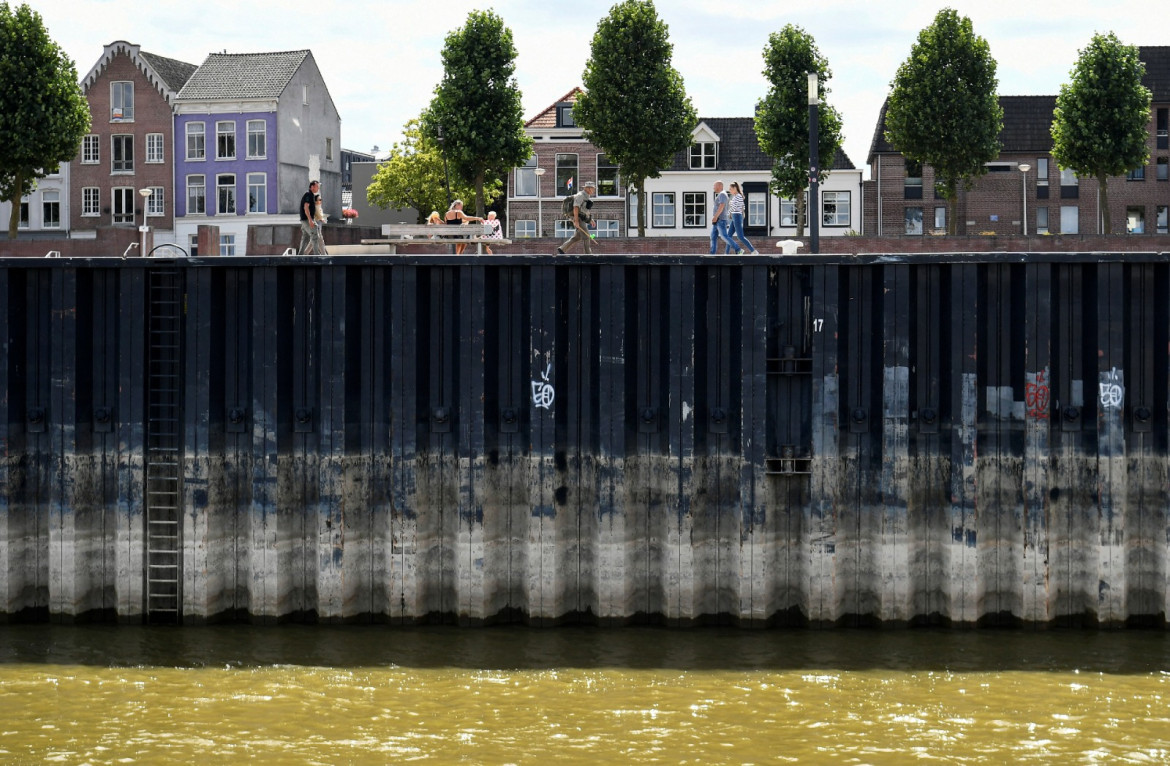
[356, 223, 511, 254]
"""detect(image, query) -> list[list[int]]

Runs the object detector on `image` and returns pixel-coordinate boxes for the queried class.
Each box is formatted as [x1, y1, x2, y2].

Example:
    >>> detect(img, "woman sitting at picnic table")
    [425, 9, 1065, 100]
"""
[483, 210, 503, 254]
[444, 199, 482, 255]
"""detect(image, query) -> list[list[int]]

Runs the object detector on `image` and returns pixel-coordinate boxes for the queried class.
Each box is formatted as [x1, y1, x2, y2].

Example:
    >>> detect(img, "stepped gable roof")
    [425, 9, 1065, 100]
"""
[868, 95, 1058, 164]
[1140, 46, 1170, 101]
[138, 52, 197, 93]
[665, 117, 855, 172]
[176, 49, 310, 101]
[81, 41, 196, 104]
[526, 87, 583, 128]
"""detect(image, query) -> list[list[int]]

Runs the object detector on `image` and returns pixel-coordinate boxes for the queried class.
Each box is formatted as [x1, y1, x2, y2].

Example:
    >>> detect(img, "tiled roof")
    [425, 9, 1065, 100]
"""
[868, 95, 1057, 163]
[1140, 46, 1170, 102]
[664, 117, 855, 172]
[868, 47, 1170, 164]
[176, 50, 310, 101]
[526, 87, 583, 128]
[139, 52, 197, 93]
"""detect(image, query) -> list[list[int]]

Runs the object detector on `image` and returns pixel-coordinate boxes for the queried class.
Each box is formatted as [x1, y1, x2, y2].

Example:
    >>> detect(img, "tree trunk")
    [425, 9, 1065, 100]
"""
[474, 168, 486, 218]
[947, 192, 958, 236]
[634, 177, 646, 237]
[796, 193, 806, 238]
[1098, 173, 1111, 234]
[7, 170, 24, 239]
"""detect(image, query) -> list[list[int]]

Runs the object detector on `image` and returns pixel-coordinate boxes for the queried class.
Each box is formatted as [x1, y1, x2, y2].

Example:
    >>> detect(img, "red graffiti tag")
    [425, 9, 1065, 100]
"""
[1025, 370, 1049, 419]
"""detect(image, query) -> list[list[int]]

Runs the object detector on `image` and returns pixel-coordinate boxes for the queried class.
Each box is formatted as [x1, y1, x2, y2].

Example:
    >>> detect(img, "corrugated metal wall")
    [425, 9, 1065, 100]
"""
[1, 254, 1167, 627]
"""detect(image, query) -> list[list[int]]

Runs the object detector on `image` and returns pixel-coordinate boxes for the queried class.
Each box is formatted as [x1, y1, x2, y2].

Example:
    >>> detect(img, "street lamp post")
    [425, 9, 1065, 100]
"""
[1017, 163, 1031, 236]
[138, 187, 153, 257]
[808, 72, 820, 255]
[534, 166, 546, 238]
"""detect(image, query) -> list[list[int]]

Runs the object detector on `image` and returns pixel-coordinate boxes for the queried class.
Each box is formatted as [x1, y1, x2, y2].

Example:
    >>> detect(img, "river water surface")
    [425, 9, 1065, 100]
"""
[0, 625, 1167, 764]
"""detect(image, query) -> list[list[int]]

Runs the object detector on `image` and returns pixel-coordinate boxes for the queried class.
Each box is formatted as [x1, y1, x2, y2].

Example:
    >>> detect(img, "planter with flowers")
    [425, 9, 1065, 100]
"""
[342, 208, 359, 224]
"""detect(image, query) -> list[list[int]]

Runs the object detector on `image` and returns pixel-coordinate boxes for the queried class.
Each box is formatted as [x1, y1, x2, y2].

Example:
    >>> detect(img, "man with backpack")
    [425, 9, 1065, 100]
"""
[556, 180, 595, 255]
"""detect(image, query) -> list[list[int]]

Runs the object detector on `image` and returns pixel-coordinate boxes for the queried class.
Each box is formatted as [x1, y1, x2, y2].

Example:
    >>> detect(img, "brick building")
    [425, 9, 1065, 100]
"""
[866, 46, 1170, 238]
[507, 88, 625, 240]
[71, 41, 196, 244]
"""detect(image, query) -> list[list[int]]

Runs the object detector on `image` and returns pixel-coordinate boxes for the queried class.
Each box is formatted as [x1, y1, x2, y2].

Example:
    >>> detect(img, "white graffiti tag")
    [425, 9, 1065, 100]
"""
[532, 363, 555, 410]
[1099, 367, 1124, 411]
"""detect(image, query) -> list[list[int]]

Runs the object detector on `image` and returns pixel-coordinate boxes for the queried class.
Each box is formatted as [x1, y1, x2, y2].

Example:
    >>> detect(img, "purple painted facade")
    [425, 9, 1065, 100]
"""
[174, 112, 278, 218]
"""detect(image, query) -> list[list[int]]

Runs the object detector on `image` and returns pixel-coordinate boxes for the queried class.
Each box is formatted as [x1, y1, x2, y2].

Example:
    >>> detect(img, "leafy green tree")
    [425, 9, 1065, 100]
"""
[885, 8, 1002, 235]
[1051, 32, 1151, 235]
[0, 2, 90, 239]
[422, 9, 531, 217]
[575, 0, 696, 237]
[754, 25, 843, 238]
[366, 119, 493, 223]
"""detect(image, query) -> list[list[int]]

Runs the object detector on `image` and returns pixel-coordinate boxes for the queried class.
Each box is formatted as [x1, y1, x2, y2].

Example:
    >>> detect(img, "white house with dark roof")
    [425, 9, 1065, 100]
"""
[172, 49, 340, 254]
[634, 117, 863, 239]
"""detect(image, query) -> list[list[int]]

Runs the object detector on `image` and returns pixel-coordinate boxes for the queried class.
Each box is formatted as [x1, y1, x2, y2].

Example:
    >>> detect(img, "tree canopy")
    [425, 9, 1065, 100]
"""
[574, 0, 696, 237]
[754, 24, 843, 238]
[1051, 32, 1151, 235]
[366, 119, 493, 223]
[884, 8, 1002, 235]
[422, 9, 531, 217]
[0, 2, 90, 239]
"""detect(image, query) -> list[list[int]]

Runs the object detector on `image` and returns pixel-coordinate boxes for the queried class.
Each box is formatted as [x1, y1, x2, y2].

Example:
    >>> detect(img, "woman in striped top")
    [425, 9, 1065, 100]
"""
[725, 182, 759, 254]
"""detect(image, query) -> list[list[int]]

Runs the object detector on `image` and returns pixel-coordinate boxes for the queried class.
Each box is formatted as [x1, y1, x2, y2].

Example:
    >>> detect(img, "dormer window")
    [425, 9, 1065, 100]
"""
[556, 103, 576, 128]
[689, 142, 716, 169]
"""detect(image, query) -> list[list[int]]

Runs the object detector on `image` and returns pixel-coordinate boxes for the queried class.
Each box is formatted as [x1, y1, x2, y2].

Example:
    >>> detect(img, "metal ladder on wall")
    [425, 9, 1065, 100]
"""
[145, 269, 183, 623]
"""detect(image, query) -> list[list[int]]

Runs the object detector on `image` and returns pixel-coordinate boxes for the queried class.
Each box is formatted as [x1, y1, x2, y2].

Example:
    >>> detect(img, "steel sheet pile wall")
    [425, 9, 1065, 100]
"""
[0, 256, 1167, 627]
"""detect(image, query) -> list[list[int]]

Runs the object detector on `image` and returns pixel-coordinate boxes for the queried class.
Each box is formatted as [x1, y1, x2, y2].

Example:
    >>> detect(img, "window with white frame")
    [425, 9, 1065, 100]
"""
[1036, 157, 1049, 186]
[112, 187, 134, 225]
[217, 174, 236, 214]
[556, 154, 578, 197]
[689, 142, 716, 169]
[1127, 207, 1145, 234]
[82, 187, 101, 217]
[596, 155, 619, 196]
[247, 173, 266, 213]
[515, 219, 536, 238]
[188, 234, 199, 257]
[147, 187, 164, 217]
[247, 120, 266, 159]
[822, 191, 850, 227]
[220, 234, 236, 256]
[780, 198, 798, 227]
[628, 191, 640, 229]
[187, 122, 205, 160]
[146, 133, 164, 164]
[905, 206, 923, 235]
[515, 156, 537, 197]
[187, 175, 206, 215]
[554, 219, 574, 237]
[593, 219, 619, 238]
[41, 191, 60, 228]
[18, 200, 28, 228]
[747, 193, 766, 227]
[1157, 206, 1168, 234]
[110, 81, 133, 121]
[112, 135, 133, 172]
[1036, 206, 1049, 234]
[683, 192, 706, 227]
[82, 135, 99, 164]
[1060, 205, 1079, 234]
[933, 206, 947, 231]
[216, 122, 235, 160]
[652, 192, 675, 227]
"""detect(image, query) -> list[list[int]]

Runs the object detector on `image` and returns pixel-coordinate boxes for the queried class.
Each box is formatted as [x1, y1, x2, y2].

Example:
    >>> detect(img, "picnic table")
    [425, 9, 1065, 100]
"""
[332, 223, 511, 255]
